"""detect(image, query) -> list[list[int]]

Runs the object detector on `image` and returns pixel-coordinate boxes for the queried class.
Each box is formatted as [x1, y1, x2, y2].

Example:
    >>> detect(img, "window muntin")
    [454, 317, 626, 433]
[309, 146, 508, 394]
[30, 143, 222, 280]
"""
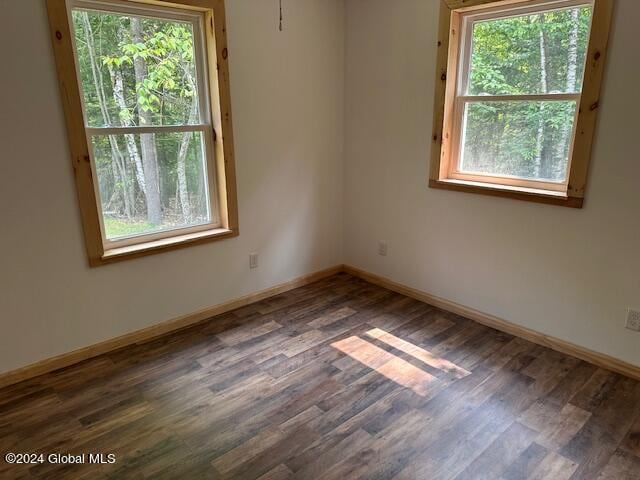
[69, 0, 219, 248]
[449, 1, 593, 191]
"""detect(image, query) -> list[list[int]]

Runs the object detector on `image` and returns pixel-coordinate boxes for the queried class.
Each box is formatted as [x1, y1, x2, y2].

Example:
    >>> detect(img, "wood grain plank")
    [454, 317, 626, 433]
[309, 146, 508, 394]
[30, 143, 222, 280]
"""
[0, 273, 638, 480]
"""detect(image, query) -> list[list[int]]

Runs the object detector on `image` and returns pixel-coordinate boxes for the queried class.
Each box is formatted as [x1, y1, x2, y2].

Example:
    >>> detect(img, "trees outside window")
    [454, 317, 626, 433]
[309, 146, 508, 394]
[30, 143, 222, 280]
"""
[430, 0, 614, 208]
[458, 5, 591, 183]
[47, 0, 238, 265]
[72, 6, 212, 241]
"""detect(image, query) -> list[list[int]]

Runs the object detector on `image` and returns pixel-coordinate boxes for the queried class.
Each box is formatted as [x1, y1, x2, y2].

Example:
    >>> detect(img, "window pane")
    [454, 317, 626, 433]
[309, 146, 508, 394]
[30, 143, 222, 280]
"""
[91, 132, 212, 241]
[71, 9, 201, 127]
[459, 100, 577, 182]
[467, 6, 592, 95]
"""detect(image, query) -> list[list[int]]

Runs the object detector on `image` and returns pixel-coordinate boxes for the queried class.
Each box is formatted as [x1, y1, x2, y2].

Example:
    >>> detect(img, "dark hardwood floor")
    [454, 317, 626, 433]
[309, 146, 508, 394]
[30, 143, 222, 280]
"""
[1, 273, 639, 479]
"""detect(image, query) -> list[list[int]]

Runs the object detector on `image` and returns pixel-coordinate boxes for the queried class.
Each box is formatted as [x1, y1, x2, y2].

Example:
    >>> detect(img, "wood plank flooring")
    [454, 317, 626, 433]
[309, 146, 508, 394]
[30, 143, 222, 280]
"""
[1, 273, 639, 479]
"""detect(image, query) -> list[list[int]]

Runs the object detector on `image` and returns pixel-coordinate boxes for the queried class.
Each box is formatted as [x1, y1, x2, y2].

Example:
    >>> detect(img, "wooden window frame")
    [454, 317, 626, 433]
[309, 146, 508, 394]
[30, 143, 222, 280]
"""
[429, 0, 614, 208]
[47, 0, 238, 266]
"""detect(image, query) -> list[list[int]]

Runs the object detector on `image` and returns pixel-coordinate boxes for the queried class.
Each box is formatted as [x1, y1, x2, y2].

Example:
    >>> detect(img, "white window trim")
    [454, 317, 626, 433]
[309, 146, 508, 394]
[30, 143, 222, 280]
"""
[67, 0, 221, 250]
[447, 0, 595, 193]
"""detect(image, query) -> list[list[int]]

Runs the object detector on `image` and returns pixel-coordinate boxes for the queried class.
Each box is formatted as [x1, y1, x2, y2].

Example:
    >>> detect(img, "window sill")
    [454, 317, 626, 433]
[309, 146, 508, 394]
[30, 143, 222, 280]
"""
[96, 227, 238, 266]
[429, 178, 583, 208]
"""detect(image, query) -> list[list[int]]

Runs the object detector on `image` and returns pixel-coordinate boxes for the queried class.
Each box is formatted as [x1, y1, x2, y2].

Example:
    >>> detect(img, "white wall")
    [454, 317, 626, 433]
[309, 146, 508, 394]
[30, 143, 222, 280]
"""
[1, 0, 638, 376]
[0, 0, 344, 374]
[344, 0, 640, 366]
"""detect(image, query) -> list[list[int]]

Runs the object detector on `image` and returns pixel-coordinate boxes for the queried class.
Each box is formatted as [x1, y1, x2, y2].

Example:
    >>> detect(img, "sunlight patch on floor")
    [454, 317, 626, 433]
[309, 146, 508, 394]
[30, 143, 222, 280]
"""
[365, 328, 471, 379]
[331, 336, 436, 396]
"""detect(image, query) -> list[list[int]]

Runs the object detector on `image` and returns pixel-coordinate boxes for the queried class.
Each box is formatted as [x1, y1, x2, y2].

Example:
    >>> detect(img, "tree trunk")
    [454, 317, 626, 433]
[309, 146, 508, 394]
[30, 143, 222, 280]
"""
[554, 8, 580, 174]
[107, 63, 146, 196]
[176, 100, 198, 223]
[81, 12, 133, 219]
[176, 68, 199, 223]
[566, 9, 580, 92]
[534, 17, 549, 178]
[130, 17, 162, 225]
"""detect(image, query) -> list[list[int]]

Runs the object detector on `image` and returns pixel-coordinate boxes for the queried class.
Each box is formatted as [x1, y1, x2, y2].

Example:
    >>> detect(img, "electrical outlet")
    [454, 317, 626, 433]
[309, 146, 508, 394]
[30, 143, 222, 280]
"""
[626, 308, 640, 332]
[249, 252, 259, 269]
[378, 241, 388, 257]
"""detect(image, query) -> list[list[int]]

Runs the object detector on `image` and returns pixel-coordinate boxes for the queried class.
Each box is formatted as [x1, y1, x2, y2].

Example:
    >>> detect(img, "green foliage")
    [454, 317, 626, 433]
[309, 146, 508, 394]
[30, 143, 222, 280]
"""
[469, 7, 591, 95]
[461, 6, 592, 181]
[72, 9, 208, 236]
[112, 23, 197, 116]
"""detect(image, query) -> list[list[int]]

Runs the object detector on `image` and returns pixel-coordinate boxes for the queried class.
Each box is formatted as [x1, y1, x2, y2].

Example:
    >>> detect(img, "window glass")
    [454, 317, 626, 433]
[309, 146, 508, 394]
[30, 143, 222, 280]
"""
[91, 132, 210, 240]
[72, 9, 202, 127]
[459, 100, 577, 182]
[71, 6, 215, 243]
[467, 6, 592, 96]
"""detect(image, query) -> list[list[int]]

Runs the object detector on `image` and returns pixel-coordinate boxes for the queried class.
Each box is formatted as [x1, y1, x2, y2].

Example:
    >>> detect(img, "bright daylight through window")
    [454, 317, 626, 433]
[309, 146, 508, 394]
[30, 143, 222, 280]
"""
[456, 3, 590, 186]
[430, 0, 612, 207]
[71, 1, 216, 245]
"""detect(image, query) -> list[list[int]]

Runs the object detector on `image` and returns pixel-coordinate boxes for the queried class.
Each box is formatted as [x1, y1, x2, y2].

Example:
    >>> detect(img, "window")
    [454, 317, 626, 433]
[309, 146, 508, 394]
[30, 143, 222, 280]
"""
[47, 0, 238, 265]
[430, 0, 614, 207]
